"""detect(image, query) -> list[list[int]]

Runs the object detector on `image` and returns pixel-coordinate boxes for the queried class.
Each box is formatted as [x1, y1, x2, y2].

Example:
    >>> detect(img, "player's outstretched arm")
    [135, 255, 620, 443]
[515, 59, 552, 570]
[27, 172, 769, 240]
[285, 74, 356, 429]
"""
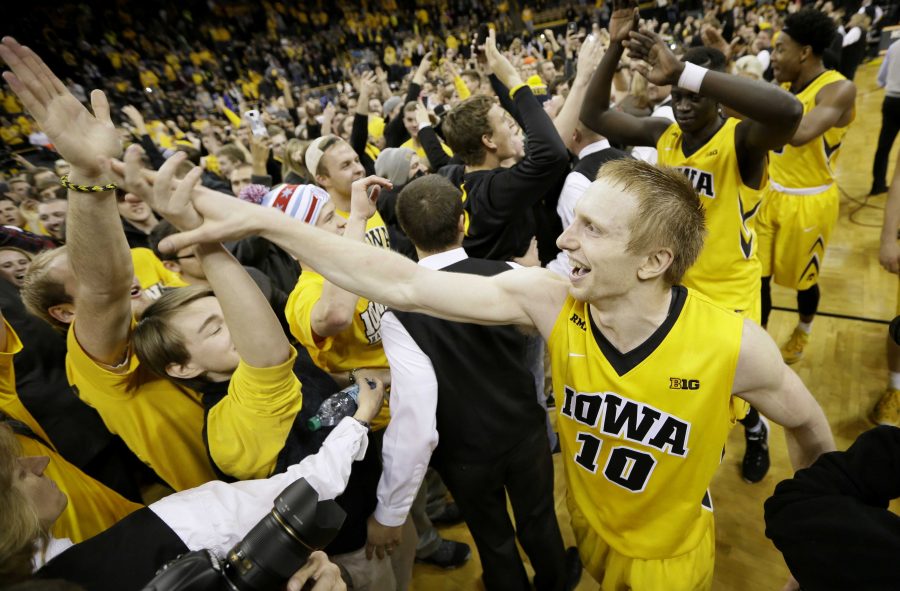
[788, 80, 856, 146]
[155, 179, 569, 336]
[732, 320, 836, 472]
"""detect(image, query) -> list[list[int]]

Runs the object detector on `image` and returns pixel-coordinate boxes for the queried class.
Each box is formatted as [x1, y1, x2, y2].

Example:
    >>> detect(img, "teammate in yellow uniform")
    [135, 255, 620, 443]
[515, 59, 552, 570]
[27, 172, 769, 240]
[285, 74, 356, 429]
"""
[156, 157, 836, 591]
[759, 7, 856, 364]
[0, 315, 140, 542]
[580, 2, 803, 484]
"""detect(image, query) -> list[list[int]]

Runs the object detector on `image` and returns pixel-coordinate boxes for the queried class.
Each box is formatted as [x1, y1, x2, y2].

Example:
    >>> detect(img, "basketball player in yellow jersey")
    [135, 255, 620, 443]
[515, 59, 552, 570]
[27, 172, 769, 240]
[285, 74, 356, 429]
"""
[159, 158, 836, 591]
[579, 0, 803, 484]
[759, 7, 856, 365]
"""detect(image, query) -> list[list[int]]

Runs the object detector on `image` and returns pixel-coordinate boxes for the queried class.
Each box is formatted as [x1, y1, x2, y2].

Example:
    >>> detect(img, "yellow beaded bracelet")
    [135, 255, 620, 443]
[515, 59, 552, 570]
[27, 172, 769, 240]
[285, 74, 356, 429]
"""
[59, 175, 118, 193]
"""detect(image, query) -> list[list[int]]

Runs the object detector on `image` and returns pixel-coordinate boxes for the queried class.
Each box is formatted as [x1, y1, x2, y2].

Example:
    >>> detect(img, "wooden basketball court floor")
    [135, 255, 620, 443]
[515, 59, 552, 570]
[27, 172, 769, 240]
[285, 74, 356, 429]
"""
[409, 61, 900, 590]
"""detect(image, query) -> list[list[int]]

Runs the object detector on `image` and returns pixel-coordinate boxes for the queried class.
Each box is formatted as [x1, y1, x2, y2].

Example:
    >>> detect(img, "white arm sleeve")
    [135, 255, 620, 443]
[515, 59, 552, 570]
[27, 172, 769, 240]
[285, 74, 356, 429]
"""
[374, 311, 439, 527]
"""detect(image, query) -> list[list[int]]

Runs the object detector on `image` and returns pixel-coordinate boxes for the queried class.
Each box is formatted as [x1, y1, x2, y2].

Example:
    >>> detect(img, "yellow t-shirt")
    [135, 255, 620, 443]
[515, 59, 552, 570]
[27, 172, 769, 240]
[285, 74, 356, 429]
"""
[0, 321, 140, 542]
[549, 288, 743, 559]
[769, 70, 854, 190]
[65, 321, 216, 491]
[131, 248, 188, 299]
[207, 348, 302, 480]
[286, 213, 391, 427]
[656, 118, 764, 315]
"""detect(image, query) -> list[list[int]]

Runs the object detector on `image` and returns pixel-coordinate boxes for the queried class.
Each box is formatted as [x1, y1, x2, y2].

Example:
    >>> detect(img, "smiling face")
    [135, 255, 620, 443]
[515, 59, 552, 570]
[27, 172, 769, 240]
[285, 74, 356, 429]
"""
[486, 104, 516, 161]
[314, 200, 347, 236]
[116, 192, 155, 225]
[770, 31, 806, 84]
[317, 141, 365, 201]
[38, 199, 68, 241]
[556, 179, 648, 303]
[0, 249, 30, 287]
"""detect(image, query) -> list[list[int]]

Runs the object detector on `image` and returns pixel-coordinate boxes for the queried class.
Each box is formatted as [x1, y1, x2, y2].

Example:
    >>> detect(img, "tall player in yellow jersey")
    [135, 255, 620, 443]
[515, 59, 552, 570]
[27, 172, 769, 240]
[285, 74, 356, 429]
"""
[579, 1, 803, 484]
[156, 156, 835, 591]
[759, 7, 856, 364]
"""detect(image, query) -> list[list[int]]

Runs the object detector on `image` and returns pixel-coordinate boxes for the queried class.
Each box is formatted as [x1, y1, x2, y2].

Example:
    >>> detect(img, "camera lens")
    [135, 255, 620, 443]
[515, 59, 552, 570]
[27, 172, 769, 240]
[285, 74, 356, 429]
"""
[222, 479, 345, 590]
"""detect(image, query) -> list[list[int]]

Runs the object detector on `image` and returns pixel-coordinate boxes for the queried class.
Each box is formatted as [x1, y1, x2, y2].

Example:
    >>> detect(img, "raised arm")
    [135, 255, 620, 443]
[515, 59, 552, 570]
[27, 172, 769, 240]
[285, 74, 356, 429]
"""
[126, 148, 291, 370]
[732, 320, 835, 472]
[579, 2, 671, 148]
[554, 31, 606, 152]
[0, 38, 131, 365]
[310, 176, 381, 338]
[788, 80, 855, 146]
[625, 27, 803, 152]
[154, 178, 569, 338]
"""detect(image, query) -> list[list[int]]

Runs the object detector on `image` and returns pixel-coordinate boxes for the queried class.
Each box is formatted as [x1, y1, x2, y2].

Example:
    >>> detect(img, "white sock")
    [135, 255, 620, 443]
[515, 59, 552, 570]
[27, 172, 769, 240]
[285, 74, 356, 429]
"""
[797, 321, 813, 334]
[889, 372, 900, 390]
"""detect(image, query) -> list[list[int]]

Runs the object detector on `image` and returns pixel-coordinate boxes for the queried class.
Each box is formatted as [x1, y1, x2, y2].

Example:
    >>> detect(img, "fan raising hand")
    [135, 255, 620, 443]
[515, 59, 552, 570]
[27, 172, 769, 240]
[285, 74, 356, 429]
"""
[0, 37, 121, 180]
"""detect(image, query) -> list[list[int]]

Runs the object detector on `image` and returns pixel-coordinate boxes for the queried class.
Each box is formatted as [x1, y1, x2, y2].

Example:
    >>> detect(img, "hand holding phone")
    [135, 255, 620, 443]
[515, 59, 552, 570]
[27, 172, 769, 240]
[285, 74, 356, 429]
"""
[244, 110, 268, 138]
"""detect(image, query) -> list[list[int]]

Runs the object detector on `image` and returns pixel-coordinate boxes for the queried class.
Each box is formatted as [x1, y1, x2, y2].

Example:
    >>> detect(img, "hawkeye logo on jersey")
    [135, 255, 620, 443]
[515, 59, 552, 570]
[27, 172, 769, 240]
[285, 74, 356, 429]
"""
[677, 167, 716, 199]
[670, 378, 700, 390]
[560, 386, 690, 457]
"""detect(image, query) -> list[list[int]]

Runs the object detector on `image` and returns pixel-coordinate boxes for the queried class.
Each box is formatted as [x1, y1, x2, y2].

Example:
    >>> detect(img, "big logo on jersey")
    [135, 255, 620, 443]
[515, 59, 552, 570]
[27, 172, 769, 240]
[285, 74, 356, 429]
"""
[560, 386, 691, 493]
[676, 167, 715, 199]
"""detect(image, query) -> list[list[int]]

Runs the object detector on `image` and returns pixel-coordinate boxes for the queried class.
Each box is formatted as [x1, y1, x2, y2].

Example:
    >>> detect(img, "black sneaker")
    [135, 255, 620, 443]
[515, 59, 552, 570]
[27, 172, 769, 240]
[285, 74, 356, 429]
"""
[563, 546, 583, 591]
[741, 416, 770, 483]
[416, 539, 471, 569]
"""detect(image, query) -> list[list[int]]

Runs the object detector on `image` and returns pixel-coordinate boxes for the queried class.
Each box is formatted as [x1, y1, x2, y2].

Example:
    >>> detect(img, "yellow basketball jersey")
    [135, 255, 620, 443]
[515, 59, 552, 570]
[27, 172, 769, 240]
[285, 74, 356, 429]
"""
[769, 70, 854, 190]
[657, 118, 764, 314]
[548, 287, 744, 559]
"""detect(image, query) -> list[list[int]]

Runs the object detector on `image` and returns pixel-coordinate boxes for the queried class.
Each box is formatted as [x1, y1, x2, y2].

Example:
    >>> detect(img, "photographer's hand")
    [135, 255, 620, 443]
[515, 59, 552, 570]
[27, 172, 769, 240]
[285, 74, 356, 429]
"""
[286, 551, 346, 591]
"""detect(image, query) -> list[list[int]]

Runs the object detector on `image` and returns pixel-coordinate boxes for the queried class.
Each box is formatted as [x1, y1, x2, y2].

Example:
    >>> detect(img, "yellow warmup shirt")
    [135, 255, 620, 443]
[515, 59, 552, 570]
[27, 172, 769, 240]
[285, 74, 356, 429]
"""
[549, 287, 744, 559]
[769, 70, 854, 192]
[131, 248, 188, 299]
[286, 212, 391, 427]
[0, 321, 139, 542]
[656, 118, 764, 315]
[65, 320, 216, 491]
[207, 348, 302, 480]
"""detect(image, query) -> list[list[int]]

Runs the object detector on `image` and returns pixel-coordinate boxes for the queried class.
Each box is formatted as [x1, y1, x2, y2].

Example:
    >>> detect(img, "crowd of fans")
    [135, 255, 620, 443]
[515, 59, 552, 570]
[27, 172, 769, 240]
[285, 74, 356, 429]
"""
[1, 0, 899, 590]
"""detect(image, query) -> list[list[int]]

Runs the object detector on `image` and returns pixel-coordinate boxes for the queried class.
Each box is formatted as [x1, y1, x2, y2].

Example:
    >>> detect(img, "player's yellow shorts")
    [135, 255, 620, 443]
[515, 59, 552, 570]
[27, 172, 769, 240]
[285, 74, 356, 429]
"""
[568, 497, 715, 591]
[736, 288, 761, 325]
[756, 184, 840, 291]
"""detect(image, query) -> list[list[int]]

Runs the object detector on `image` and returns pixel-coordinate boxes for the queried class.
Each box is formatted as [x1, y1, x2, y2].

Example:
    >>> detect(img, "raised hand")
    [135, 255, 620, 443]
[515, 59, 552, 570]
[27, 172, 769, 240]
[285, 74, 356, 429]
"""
[701, 25, 731, 61]
[0, 37, 121, 179]
[350, 175, 392, 222]
[485, 28, 524, 89]
[413, 51, 433, 85]
[415, 100, 431, 128]
[122, 147, 204, 231]
[575, 29, 607, 83]
[609, 0, 641, 45]
[121, 105, 147, 134]
[624, 28, 684, 87]
[356, 70, 378, 105]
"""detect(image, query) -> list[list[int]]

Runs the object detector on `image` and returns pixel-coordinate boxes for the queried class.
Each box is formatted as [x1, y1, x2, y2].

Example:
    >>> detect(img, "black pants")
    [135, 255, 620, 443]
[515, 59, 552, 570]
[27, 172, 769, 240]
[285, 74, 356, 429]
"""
[872, 95, 900, 192]
[438, 427, 566, 591]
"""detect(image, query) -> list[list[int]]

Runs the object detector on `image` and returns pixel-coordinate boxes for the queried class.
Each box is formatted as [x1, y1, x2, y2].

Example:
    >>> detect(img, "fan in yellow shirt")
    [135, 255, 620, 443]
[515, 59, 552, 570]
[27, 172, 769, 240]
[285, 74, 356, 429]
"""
[0, 316, 140, 542]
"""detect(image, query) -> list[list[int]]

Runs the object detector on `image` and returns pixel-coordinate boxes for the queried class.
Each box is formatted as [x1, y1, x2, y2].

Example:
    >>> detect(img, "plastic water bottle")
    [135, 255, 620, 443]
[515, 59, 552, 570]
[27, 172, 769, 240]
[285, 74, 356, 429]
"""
[307, 384, 360, 431]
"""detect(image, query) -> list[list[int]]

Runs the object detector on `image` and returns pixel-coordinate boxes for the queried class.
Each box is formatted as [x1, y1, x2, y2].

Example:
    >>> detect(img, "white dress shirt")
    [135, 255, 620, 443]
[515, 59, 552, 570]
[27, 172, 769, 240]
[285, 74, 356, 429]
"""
[35, 417, 368, 568]
[547, 141, 609, 277]
[374, 248, 472, 527]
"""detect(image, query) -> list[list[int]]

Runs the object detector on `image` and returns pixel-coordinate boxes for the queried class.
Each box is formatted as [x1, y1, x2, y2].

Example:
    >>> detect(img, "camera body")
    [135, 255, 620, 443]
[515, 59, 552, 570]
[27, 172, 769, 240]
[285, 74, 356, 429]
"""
[142, 478, 345, 591]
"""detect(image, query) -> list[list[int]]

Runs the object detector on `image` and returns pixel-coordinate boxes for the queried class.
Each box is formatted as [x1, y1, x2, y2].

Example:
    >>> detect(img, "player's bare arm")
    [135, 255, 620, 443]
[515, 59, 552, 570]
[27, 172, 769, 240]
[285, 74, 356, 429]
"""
[732, 320, 836, 470]
[789, 80, 856, 146]
[155, 177, 570, 336]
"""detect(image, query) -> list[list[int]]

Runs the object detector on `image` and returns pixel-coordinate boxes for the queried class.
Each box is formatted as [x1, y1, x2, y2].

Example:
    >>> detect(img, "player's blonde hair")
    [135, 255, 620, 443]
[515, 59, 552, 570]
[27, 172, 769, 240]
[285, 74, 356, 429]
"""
[598, 159, 707, 285]
[21, 247, 71, 334]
